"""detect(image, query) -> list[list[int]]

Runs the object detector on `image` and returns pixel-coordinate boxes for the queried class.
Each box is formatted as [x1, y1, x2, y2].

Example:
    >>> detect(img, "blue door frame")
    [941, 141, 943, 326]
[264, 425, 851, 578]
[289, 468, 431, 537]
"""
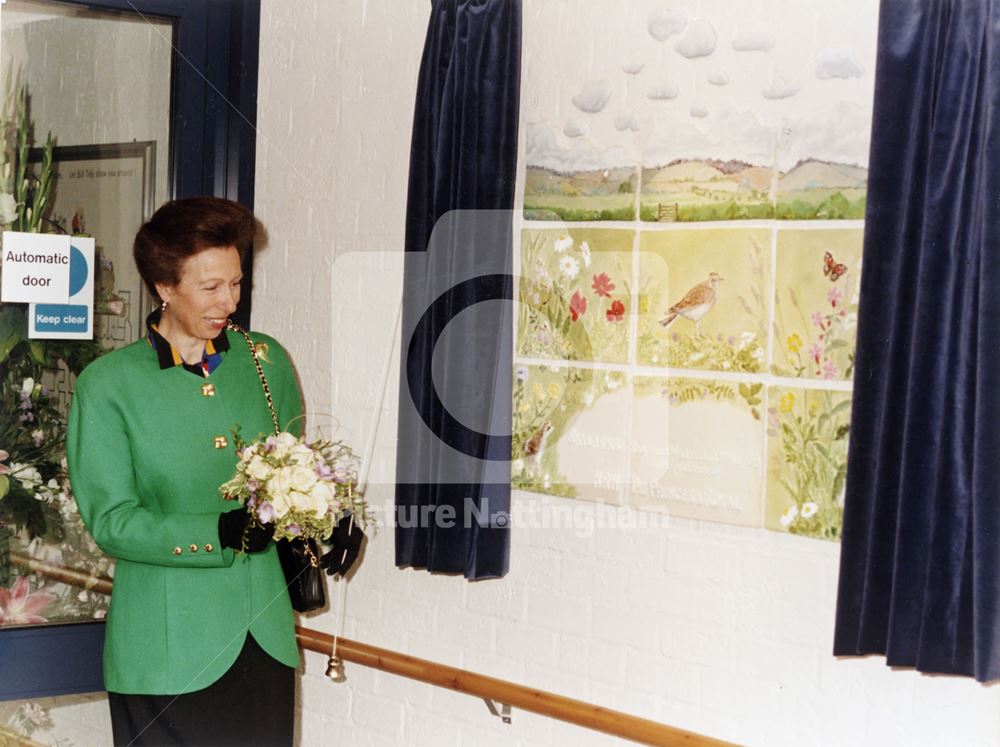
[0, 0, 261, 700]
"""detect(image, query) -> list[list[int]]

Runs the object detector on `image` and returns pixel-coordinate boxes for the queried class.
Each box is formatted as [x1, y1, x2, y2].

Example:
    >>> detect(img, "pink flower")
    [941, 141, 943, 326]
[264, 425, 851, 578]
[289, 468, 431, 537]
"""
[828, 286, 842, 308]
[809, 343, 822, 364]
[569, 291, 588, 322]
[0, 576, 56, 625]
[822, 360, 839, 379]
[591, 273, 615, 298]
[257, 501, 276, 523]
[606, 300, 625, 322]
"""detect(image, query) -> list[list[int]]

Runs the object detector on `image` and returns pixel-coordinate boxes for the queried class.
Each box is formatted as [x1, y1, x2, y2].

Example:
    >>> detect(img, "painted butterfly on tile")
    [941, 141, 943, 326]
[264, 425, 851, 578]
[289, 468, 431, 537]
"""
[823, 251, 848, 281]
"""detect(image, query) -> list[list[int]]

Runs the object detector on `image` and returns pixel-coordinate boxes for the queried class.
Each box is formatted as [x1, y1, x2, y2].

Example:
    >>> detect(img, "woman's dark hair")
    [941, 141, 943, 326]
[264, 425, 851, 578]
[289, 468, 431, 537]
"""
[133, 196, 258, 301]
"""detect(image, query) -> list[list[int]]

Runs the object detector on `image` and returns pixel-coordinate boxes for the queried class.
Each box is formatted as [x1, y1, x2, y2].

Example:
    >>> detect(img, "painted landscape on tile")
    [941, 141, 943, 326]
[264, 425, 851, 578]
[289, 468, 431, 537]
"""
[636, 229, 768, 373]
[772, 229, 863, 381]
[640, 158, 774, 223]
[630, 376, 763, 526]
[765, 386, 852, 540]
[523, 165, 637, 222]
[518, 229, 633, 364]
[775, 159, 867, 220]
[512, 364, 629, 504]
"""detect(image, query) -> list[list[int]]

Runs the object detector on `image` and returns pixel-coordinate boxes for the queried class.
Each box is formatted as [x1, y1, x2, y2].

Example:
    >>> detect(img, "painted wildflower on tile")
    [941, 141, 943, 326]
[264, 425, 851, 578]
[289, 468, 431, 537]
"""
[765, 386, 852, 541]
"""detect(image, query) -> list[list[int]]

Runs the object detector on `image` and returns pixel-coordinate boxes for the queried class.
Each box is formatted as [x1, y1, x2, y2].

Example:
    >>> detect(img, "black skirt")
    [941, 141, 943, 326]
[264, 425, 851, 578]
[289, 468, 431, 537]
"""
[107, 634, 294, 746]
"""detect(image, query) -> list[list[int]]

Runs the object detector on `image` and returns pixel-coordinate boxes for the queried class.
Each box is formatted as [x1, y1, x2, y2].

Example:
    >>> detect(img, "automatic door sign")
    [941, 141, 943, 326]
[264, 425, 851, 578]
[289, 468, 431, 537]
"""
[29, 237, 95, 340]
[1, 231, 71, 303]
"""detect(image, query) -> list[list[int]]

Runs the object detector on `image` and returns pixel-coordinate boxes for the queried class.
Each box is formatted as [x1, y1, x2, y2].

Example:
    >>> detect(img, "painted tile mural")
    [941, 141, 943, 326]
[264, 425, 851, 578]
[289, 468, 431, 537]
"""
[637, 229, 768, 372]
[765, 387, 852, 540]
[512, 364, 628, 504]
[772, 229, 863, 380]
[518, 229, 633, 363]
[515, 0, 878, 540]
[630, 376, 763, 525]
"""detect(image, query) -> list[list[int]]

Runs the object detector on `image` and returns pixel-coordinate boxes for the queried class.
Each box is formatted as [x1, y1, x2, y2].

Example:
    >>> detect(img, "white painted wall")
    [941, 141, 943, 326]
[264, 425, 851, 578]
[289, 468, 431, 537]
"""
[253, 2, 1000, 746]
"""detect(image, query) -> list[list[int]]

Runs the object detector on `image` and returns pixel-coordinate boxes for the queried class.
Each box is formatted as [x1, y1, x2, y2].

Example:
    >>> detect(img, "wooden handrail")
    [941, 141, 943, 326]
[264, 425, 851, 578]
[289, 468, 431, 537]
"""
[9, 553, 737, 747]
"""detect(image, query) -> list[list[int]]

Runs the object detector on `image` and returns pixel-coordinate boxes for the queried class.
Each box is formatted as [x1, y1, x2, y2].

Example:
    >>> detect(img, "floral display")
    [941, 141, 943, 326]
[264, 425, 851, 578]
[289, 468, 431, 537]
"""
[220, 430, 368, 543]
[0, 77, 105, 627]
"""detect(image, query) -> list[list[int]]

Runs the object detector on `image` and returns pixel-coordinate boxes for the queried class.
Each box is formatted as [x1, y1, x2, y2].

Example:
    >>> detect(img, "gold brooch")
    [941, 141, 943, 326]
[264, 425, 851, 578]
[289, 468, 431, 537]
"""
[253, 342, 271, 363]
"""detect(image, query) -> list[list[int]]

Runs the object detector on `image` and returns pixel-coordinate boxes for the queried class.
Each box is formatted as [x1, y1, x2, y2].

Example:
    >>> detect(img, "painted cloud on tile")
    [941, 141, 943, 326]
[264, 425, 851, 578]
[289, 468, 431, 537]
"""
[647, 8, 687, 41]
[815, 46, 865, 79]
[761, 75, 801, 100]
[572, 80, 613, 113]
[731, 26, 775, 52]
[674, 19, 717, 58]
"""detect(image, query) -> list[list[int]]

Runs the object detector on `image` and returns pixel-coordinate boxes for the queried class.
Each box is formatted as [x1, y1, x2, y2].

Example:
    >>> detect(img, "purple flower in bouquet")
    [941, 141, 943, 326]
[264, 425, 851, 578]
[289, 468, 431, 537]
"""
[315, 460, 333, 479]
[286, 523, 301, 536]
[257, 501, 276, 524]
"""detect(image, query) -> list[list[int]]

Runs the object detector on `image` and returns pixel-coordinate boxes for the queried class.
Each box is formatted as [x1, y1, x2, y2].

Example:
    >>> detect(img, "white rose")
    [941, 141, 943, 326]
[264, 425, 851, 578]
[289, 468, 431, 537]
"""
[246, 456, 271, 481]
[290, 443, 314, 466]
[271, 432, 298, 457]
[289, 464, 317, 493]
[304, 481, 334, 518]
[21, 377, 35, 396]
[268, 466, 295, 497]
[270, 490, 292, 518]
[0, 193, 17, 226]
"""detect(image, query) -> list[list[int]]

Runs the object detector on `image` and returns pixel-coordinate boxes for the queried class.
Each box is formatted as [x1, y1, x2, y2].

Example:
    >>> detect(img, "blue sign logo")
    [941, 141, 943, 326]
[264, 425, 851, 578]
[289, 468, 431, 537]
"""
[69, 244, 88, 296]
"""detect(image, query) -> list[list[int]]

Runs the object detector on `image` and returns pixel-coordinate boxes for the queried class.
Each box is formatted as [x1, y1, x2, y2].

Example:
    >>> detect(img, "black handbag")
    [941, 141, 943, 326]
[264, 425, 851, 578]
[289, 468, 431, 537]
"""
[276, 536, 326, 612]
[229, 322, 326, 613]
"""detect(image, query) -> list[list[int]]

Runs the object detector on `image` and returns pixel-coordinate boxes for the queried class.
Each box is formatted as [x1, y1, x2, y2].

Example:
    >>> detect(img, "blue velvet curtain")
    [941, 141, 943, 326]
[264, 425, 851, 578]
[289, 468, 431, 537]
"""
[834, 0, 1000, 681]
[394, 0, 520, 579]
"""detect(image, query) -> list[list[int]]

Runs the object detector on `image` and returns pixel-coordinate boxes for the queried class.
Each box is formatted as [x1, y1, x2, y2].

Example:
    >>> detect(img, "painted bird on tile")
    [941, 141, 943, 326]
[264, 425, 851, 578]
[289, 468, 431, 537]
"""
[658, 272, 723, 336]
[522, 421, 554, 471]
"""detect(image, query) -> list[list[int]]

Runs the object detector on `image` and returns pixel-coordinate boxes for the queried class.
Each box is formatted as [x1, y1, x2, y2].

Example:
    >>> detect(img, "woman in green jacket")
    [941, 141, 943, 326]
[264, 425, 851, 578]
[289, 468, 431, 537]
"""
[68, 197, 308, 745]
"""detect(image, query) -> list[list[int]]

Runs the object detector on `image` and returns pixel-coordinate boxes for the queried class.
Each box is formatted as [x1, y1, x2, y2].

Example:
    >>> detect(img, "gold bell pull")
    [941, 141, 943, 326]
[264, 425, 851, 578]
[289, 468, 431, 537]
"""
[325, 654, 346, 683]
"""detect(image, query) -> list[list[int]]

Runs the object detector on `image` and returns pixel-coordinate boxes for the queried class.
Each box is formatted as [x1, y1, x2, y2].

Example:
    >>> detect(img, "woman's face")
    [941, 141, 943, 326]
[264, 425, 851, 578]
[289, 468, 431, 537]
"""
[156, 246, 243, 342]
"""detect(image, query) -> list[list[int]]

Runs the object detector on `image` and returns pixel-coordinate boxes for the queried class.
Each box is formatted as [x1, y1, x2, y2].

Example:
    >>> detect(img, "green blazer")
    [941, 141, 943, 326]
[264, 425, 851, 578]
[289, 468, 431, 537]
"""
[67, 330, 302, 694]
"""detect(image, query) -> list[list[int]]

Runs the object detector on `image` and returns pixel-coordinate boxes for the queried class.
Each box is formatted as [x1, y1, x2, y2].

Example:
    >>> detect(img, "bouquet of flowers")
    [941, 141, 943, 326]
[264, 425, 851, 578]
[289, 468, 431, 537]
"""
[219, 429, 367, 542]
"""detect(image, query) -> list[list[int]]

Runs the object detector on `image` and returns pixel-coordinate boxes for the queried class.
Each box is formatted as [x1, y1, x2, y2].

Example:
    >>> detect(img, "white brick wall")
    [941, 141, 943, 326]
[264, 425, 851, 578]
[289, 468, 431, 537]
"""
[249, 1, 1000, 746]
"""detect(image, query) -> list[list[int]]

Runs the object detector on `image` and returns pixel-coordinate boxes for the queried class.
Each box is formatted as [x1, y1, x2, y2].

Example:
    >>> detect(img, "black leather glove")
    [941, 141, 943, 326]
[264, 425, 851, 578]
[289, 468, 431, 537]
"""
[218, 507, 274, 552]
[319, 514, 365, 576]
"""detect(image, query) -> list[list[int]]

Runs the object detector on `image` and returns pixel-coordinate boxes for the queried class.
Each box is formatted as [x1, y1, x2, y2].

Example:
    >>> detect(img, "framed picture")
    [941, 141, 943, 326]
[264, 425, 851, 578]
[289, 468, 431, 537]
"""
[29, 141, 157, 350]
